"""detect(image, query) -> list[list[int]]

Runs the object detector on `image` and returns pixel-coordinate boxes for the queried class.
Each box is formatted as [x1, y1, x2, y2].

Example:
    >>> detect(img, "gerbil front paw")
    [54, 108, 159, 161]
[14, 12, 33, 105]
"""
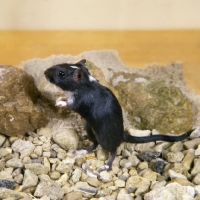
[55, 97, 67, 107]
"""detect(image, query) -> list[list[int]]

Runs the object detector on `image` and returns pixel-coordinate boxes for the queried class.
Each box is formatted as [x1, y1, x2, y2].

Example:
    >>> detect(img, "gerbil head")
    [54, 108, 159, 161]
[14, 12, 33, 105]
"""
[44, 59, 97, 91]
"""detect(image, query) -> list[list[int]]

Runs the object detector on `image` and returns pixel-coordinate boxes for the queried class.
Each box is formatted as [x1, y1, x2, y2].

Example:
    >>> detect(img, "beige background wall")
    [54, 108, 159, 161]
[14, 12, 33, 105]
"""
[0, 0, 200, 30]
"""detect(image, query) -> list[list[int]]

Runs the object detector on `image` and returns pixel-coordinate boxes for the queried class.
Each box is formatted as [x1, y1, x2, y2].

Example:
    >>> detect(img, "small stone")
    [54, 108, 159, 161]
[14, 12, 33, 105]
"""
[12, 168, 21, 177]
[169, 141, 183, 152]
[122, 149, 131, 157]
[142, 169, 157, 182]
[115, 179, 125, 188]
[63, 191, 82, 200]
[74, 182, 97, 196]
[191, 158, 200, 175]
[23, 169, 38, 189]
[126, 143, 136, 153]
[42, 143, 51, 152]
[43, 151, 51, 158]
[150, 181, 167, 190]
[0, 188, 26, 199]
[138, 151, 161, 162]
[0, 180, 15, 189]
[72, 168, 82, 183]
[0, 167, 13, 179]
[37, 127, 52, 137]
[135, 142, 155, 152]
[168, 169, 187, 179]
[56, 163, 73, 174]
[53, 129, 79, 150]
[181, 149, 195, 170]
[117, 188, 133, 200]
[120, 159, 132, 168]
[57, 173, 69, 187]
[138, 162, 148, 170]
[97, 149, 109, 161]
[6, 158, 23, 168]
[87, 177, 101, 187]
[190, 127, 200, 139]
[126, 176, 150, 195]
[20, 148, 33, 159]
[153, 142, 171, 152]
[30, 153, 38, 159]
[183, 138, 200, 149]
[153, 160, 166, 174]
[63, 157, 75, 165]
[81, 173, 88, 182]
[34, 146, 43, 156]
[27, 131, 38, 138]
[75, 156, 86, 167]
[39, 135, 48, 143]
[33, 138, 43, 145]
[193, 173, 200, 185]
[25, 163, 49, 175]
[99, 171, 113, 183]
[119, 172, 129, 181]
[96, 188, 113, 198]
[128, 155, 140, 167]
[49, 171, 61, 180]
[165, 151, 184, 163]
[0, 148, 10, 158]
[170, 163, 186, 175]
[14, 174, 23, 184]
[34, 180, 64, 200]
[11, 139, 35, 153]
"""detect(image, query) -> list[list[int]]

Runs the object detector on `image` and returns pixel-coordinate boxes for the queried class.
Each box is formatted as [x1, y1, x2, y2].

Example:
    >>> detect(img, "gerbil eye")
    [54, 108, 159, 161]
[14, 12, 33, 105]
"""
[59, 71, 65, 77]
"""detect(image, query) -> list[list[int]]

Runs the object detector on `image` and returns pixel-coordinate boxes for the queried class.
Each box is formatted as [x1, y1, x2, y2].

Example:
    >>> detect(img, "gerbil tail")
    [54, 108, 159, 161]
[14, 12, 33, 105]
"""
[123, 129, 194, 144]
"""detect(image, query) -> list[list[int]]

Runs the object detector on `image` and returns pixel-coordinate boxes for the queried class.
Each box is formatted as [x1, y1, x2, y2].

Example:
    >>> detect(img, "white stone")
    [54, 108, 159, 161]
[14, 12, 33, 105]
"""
[144, 182, 195, 200]
[168, 169, 187, 180]
[11, 139, 35, 153]
[23, 169, 38, 189]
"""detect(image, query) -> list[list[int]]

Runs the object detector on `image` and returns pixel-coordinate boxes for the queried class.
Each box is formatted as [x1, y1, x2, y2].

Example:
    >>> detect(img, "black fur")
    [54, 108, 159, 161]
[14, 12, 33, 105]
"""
[44, 59, 193, 170]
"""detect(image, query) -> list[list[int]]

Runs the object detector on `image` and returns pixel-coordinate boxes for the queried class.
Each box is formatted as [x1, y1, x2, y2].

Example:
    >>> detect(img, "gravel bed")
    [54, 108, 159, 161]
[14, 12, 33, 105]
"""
[0, 127, 200, 200]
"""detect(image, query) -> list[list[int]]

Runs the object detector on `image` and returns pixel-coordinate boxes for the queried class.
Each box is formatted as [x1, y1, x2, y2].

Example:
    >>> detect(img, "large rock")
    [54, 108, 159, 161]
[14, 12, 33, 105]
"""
[114, 73, 193, 133]
[0, 65, 48, 136]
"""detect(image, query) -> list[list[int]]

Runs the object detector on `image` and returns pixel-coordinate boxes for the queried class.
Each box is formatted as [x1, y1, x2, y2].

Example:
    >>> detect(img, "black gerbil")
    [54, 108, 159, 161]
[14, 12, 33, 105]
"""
[44, 59, 193, 171]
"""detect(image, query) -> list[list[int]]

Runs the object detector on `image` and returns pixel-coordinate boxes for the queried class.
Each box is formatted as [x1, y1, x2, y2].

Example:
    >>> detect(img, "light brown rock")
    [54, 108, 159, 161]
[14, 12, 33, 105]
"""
[0, 65, 48, 136]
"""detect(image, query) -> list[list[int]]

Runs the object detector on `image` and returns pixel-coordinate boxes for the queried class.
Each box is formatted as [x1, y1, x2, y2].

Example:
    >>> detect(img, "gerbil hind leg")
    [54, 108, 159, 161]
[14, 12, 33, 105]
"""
[97, 152, 116, 172]
[74, 122, 98, 155]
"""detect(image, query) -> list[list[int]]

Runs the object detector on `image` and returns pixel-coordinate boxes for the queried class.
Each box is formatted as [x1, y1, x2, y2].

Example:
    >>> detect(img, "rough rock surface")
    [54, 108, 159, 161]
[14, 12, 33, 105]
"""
[0, 65, 48, 136]
[19, 51, 197, 134]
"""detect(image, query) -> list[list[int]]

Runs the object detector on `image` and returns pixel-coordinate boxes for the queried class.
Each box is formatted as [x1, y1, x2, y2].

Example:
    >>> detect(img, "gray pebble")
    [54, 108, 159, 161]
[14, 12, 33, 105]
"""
[138, 151, 161, 162]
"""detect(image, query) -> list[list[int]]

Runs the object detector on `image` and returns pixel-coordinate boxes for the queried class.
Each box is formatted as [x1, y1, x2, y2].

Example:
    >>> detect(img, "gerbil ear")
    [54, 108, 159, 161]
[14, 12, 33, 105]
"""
[73, 68, 82, 82]
[75, 59, 86, 66]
